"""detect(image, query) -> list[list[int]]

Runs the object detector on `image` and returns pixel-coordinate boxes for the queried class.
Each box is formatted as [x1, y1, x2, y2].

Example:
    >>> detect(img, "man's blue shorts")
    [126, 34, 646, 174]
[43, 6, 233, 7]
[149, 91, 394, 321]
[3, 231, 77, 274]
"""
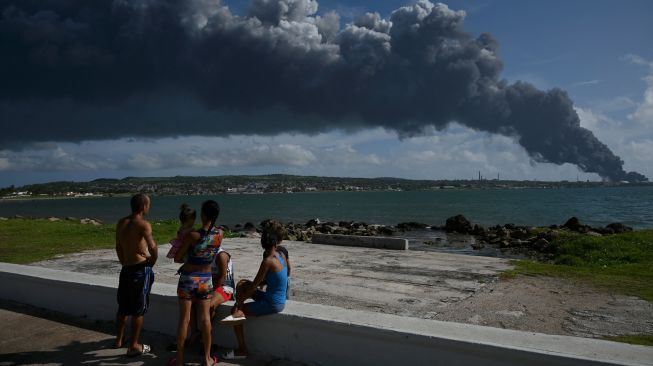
[117, 262, 154, 316]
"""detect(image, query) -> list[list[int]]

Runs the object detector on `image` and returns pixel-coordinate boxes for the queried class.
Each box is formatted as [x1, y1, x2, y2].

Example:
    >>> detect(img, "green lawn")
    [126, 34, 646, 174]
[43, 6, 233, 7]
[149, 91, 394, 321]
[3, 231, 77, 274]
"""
[503, 230, 653, 301]
[0, 218, 239, 264]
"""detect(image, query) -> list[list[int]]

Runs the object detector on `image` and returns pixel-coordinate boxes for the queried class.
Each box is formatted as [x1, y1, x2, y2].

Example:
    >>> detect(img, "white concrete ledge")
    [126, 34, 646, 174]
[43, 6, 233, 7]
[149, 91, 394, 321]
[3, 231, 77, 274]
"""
[1, 263, 652, 366]
[311, 233, 409, 250]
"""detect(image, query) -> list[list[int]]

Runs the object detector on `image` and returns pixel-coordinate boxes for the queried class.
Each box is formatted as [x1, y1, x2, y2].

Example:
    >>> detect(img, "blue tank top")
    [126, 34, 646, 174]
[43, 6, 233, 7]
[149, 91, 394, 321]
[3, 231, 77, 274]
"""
[264, 253, 288, 305]
[186, 227, 223, 265]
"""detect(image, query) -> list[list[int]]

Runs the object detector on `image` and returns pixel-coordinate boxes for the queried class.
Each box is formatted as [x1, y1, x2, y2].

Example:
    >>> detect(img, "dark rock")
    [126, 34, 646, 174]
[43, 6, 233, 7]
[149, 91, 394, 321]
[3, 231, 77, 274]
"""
[338, 221, 353, 229]
[605, 223, 633, 234]
[471, 242, 485, 250]
[444, 215, 472, 234]
[243, 222, 256, 231]
[472, 224, 487, 236]
[305, 218, 320, 227]
[533, 238, 553, 253]
[563, 217, 582, 231]
[397, 222, 429, 231]
[378, 226, 396, 236]
[497, 227, 511, 239]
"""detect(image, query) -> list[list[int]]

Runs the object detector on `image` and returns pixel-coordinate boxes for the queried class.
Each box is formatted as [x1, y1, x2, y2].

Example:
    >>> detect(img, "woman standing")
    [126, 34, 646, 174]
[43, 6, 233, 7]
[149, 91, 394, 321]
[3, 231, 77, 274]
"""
[170, 200, 223, 366]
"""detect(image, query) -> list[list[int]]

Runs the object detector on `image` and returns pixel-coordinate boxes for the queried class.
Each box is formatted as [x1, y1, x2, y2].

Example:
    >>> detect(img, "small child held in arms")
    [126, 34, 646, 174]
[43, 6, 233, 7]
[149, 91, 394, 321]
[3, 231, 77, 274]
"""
[167, 204, 196, 261]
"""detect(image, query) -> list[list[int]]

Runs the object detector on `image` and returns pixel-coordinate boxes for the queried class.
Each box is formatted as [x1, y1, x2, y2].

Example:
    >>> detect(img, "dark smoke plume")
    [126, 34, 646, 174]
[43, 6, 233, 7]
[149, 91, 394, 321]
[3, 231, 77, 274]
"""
[0, 0, 647, 182]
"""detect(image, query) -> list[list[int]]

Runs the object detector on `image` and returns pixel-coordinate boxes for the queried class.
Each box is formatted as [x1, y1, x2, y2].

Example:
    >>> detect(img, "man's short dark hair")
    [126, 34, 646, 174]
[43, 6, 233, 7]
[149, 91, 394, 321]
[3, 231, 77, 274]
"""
[130, 193, 149, 213]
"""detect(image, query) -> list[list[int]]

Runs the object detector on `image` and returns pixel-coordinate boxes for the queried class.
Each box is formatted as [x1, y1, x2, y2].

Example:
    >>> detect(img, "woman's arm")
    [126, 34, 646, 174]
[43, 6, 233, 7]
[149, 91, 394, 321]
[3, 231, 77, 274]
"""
[243, 259, 269, 293]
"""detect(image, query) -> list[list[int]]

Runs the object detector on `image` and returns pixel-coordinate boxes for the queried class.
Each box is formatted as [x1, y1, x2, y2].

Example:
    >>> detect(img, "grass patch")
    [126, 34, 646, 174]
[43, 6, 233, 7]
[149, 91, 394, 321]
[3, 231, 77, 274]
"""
[0, 218, 239, 264]
[603, 335, 653, 346]
[507, 230, 653, 301]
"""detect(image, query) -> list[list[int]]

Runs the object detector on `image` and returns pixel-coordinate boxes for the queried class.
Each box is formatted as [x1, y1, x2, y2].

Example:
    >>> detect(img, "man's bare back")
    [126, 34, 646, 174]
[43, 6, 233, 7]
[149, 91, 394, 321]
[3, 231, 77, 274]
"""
[116, 215, 156, 266]
[116, 194, 157, 267]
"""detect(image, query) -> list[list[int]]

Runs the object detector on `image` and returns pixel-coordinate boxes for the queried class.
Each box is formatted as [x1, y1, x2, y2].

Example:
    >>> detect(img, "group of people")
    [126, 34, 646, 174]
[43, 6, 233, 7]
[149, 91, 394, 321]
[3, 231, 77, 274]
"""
[114, 193, 290, 366]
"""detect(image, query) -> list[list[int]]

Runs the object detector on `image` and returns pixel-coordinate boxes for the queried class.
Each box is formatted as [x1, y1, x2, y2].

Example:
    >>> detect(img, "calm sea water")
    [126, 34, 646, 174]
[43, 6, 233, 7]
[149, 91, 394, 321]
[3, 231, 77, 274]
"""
[1, 186, 652, 229]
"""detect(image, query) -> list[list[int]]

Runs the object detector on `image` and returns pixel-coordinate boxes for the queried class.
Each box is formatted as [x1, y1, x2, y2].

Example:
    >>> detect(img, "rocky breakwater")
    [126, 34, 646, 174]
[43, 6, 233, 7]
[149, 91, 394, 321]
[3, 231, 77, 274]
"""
[443, 214, 634, 259]
[229, 215, 633, 259]
[230, 218, 399, 241]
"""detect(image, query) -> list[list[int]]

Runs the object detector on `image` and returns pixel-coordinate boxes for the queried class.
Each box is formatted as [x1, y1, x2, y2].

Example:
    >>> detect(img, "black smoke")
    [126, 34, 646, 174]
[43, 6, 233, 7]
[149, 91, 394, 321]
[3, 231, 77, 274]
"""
[0, 0, 647, 182]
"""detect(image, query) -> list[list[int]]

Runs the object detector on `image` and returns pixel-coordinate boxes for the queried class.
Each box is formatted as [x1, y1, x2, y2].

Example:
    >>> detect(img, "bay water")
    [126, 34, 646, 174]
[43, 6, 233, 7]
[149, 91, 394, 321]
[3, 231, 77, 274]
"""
[2, 186, 651, 230]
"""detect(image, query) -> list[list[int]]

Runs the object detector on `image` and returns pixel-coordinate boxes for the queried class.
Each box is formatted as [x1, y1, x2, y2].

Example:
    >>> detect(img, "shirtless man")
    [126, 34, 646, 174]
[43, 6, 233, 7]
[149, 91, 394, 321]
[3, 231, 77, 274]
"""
[115, 193, 158, 356]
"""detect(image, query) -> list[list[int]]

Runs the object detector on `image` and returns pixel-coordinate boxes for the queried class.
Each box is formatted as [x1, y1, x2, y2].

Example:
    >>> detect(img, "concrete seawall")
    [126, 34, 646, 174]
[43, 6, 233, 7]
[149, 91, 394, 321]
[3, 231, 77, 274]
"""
[311, 233, 409, 250]
[1, 262, 652, 366]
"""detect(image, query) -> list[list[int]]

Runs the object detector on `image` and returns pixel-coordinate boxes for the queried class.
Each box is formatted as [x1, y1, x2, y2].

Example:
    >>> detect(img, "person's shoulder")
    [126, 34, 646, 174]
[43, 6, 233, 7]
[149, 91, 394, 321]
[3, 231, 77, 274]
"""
[136, 217, 152, 230]
[277, 245, 289, 258]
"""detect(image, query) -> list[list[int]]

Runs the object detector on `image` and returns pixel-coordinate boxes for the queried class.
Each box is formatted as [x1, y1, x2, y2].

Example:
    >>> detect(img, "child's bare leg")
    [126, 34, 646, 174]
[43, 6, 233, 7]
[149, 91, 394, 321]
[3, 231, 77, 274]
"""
[233, 324, 248, 356]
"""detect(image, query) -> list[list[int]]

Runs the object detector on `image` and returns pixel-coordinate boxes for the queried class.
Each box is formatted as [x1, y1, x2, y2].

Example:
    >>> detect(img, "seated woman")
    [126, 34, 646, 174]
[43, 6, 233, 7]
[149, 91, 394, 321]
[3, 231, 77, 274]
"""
[220, 220, 288, 360]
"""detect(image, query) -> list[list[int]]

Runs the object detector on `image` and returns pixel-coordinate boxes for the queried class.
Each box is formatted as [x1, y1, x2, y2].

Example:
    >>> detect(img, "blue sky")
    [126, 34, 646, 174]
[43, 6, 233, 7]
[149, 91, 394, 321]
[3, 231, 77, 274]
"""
[1, 0, 652, 186]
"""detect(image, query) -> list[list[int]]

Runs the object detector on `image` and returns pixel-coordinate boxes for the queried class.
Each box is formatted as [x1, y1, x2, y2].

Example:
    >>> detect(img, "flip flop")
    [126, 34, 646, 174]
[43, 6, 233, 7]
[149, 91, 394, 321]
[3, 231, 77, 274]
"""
[167, 356, 179, 366]
[221, 350, 247, 360]
[206, 354, 219, 366]
[126, 343, 151, 357]
[220, 314, 246, 324]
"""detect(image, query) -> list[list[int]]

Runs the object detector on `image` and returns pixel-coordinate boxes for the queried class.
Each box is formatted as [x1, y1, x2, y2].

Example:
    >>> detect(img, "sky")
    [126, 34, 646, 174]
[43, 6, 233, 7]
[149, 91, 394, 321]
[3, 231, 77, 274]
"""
[0, 0, 652, 187]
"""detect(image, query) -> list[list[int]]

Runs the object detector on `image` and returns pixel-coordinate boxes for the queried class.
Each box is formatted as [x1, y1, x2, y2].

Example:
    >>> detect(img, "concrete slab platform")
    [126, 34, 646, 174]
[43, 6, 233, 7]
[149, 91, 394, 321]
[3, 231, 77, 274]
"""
[32, 238, 512, 319]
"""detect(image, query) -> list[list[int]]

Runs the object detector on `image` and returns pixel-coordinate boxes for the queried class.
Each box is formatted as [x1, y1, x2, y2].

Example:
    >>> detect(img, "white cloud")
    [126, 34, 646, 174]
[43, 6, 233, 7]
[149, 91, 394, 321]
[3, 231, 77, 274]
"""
[628, 74, 653, 126]
[575, 107, 621, 132]
[126, 154, 163, 170]
[569, 79, 603, 88]
[629, 139, 653, 162]
[624, 54, 653, 126]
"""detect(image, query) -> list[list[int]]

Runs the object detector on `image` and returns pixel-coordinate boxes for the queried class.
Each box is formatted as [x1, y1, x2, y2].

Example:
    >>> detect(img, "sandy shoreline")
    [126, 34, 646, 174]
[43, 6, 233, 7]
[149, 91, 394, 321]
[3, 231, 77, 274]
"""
[32, 238, 653, 340]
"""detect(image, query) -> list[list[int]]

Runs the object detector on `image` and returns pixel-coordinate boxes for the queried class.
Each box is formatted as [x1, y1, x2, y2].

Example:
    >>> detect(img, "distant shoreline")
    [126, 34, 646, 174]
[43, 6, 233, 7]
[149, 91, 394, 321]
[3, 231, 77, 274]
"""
[3, 183, 652, 202]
